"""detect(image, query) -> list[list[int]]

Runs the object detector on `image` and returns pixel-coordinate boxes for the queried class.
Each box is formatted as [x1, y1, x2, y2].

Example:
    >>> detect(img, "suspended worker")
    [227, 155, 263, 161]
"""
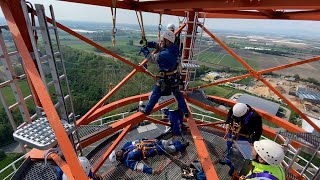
[109, 138, 189, 175]
[220, 102, 263, 175]
[140, 30, 189, 118]
[240, 139, 286, 180]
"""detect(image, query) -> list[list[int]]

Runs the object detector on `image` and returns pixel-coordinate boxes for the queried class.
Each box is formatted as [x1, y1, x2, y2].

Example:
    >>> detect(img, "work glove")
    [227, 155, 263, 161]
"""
[139, 46, 150, 58]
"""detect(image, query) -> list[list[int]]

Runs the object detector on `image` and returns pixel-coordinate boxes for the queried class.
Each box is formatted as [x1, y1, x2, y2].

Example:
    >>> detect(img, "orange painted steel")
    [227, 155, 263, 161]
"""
[63, 0, 320, 12]
[80, 99, 175, 147]
[200, 25, 319, 132]
[93, 124, 132, 173]
[190, 55, 320, 91]
[260, 78, 320, 132]
[51, 153, 75, 180]
[77, 69, 138, 125]
[185, 96, 228, 117]
[258, 56, 320, 75]
[189, 73, 251, 91]
[0, 1, 88, 179]
[44, 15, 143, 71]
[145, 116, 171, 127]
[81, 93, 150, 125]
[185, 103, 219, 179]
[207, 95, 305, 133]
[182, 12, 195, 61]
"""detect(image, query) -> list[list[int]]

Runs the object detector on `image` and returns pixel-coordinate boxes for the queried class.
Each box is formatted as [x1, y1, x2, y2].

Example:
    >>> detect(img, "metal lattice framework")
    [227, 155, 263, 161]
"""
[1, 0, 320, 179]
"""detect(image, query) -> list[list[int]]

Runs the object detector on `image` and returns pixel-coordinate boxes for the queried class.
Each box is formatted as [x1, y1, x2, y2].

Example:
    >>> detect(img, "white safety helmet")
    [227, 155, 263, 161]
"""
[109, 150, 117, 162]
[166, 23, 175, 31]
[139, 101, 144, 106]
[62, 157, 91, 180]
[162, 30, 175, 43]
[254, 139, 285, 166]
[232, 103, 248, 118]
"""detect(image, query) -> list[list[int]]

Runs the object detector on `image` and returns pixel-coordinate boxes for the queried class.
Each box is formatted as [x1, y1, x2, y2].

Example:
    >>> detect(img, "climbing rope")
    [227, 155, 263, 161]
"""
[136, 10, 147, 46]
[158, 13, 162, 41]
[111, 0, 117, 47]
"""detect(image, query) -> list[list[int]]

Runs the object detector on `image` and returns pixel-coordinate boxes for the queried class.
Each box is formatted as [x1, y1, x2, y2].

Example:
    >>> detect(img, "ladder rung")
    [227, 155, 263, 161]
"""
[0, 51, 19, 58]
[9, 95, 33, 110]
[47, 74, 66, 86]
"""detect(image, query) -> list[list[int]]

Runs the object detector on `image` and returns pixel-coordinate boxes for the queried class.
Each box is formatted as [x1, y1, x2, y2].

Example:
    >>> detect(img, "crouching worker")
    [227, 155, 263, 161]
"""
[241, 139, 286, 180]
[59, 156, 102, 180]
[109, 138, 189, 175]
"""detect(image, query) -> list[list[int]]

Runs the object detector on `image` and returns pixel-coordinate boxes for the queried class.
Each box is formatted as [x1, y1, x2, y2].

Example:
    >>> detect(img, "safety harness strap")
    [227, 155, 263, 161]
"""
[245, 172, 279, 180]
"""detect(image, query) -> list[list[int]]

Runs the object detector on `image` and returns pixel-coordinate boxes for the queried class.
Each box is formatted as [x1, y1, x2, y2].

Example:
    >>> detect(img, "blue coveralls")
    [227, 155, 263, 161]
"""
[144, 43, 188, 115]
[120, 139, 187, 174]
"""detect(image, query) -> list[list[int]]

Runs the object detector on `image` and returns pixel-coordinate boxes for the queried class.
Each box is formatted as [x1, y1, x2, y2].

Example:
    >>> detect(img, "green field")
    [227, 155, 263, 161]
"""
[0, 153, 24, 179]
[189, 81, 241, 98]
[0, 80, 32, 106]
[198, 51, 258, 70]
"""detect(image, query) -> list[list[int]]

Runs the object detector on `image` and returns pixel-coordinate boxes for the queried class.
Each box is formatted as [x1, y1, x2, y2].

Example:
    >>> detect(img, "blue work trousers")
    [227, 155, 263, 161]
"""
[144, 80, 188, 114]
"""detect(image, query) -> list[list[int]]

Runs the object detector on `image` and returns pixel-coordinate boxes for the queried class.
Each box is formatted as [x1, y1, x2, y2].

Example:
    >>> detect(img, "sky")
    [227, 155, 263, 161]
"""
[1, 0, 320, 37]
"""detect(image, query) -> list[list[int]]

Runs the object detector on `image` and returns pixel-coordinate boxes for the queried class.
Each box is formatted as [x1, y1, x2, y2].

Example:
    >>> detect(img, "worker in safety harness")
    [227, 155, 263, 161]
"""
[220, 103, 263, 175]
[140, 30, 189, 118]
[240, 139, 286, 180]
[109, 138, 189, 175]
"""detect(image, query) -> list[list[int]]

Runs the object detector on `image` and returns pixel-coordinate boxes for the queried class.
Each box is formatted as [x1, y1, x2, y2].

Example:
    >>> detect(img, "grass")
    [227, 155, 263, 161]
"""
[0, 153, 24, 180]
[198, 51, 258, 70]
[1, 80, 31, 105]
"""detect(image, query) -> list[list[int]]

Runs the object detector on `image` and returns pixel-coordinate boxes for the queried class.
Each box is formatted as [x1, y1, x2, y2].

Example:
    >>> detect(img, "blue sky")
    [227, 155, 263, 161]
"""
[1, 0, 320, 37]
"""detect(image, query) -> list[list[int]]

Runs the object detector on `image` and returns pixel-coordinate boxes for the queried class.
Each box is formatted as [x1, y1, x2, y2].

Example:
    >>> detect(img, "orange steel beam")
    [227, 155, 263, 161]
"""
[0, 1, 88, 179]
[51, 153, 75, 180]
[80, 99, 175, 147]
[93, 124, 132, 172]
[144, 116, 171, 127]
[200, 25, 320, 132]
[138, 0, 320, 11]
[81, 93, 150, 125]
[260, 78, 320, 132]
[185, 103, 219, 179]
[258, 56, 320, 75]
[77, 69, 139, 125]
[207, 95, 305, 133]
[43, 15, 142, 70]
[190, 55, 320, 90]
[63, 0, 320, 11]
[188, 73, 251, 90]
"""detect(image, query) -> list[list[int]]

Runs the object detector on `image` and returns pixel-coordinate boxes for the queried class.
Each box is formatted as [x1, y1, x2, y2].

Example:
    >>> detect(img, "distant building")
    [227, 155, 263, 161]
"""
[296, 85, 320, 104]
[237, 94, 280, 115]
[301, 116, 320, 135]
[287, 77, 296, 82]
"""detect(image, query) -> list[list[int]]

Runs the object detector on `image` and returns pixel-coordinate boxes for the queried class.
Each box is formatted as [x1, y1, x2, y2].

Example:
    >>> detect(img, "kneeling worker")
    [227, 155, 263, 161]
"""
[242, 139, 286, 180]
[109, 138, 189, 175]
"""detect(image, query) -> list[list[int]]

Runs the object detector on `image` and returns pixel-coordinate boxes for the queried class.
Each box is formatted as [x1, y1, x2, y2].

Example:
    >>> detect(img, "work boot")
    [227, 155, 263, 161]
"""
[228, 164, 235, 176]
[141, 109, 150, 115]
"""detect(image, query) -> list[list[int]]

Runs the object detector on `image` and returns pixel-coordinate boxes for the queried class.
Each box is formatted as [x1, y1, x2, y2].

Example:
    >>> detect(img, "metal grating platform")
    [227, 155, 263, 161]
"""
[12, 158, 57, 180]
[77, 124, 111, 139]
[279, 131, 320, 148]
[13, 117, 74, 150]
[85, 123, 243, 180]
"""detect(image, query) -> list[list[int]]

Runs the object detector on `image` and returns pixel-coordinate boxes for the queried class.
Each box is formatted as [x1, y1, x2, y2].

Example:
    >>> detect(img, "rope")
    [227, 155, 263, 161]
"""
[136, 10, 147, 46]
[158, 13, 162, 41]
[111, 0, 117, 47]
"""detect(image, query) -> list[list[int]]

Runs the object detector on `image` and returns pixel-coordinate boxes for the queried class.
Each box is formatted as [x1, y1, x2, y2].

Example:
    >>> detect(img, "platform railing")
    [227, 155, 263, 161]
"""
[0, 154, 26, 180]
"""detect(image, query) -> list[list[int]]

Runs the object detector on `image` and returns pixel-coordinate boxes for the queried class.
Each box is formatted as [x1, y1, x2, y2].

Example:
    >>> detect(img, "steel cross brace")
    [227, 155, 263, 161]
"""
[199, 25, 320, 132]
[0, 1, 88, 179]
